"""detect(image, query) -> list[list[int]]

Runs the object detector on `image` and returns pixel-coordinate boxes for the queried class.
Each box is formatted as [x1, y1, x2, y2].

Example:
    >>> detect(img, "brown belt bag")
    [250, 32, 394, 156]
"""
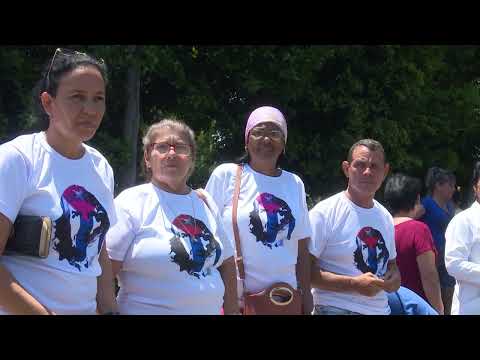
[244, 282, 302, 315]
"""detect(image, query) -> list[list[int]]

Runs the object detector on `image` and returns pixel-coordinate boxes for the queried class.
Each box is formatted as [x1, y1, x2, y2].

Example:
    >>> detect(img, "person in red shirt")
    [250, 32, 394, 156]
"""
[384, 173, 444, 314]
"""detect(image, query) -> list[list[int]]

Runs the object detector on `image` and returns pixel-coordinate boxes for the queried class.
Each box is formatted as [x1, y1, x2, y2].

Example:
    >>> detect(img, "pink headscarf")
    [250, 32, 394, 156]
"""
[244, 106, 288, 145]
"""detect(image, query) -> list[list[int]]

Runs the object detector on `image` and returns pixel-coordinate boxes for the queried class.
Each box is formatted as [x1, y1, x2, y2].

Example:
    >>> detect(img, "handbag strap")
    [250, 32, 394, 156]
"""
[232, 164, 246, 280]
[195, 188, 213, 214]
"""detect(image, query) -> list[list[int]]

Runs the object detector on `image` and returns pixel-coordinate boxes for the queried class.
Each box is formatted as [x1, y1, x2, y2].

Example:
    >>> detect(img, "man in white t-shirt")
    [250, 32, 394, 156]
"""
[309, 139, 401, 315]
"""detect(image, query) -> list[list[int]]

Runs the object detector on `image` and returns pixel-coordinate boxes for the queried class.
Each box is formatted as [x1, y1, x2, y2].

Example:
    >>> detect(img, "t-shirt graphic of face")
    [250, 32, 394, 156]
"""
[53, 185, 110, 271]
[169, 214, 221, 279]
[353, 226, 389, 276]
[249, 192, 296, 249]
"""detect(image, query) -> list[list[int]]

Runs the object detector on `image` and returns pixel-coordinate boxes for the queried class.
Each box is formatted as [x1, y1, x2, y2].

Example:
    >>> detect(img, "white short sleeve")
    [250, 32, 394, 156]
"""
[205, 164, 228, 211]
[0, 144, 31, 223]
[105, 194, 137, 261]
[107, 165, 115, 196]
[106, 164, 118, 227]
[385, 213, 397, 261]
[308, 205, 328, 259]
[293, 175, 313, 242]
[198, 189, 235, 264]
[215, 212, 234, 263]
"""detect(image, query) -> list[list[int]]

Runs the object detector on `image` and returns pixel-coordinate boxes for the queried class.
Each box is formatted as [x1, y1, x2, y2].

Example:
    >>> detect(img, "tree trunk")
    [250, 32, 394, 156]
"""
[119, 49, 141, 190]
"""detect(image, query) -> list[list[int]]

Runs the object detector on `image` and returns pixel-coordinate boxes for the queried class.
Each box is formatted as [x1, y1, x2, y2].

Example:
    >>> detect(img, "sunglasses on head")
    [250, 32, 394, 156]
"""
[45, 47, 104, 90]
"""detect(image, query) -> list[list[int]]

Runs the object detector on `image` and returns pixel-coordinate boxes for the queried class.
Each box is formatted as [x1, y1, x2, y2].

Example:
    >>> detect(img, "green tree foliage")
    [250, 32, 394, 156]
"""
[1, 45, 479, 206]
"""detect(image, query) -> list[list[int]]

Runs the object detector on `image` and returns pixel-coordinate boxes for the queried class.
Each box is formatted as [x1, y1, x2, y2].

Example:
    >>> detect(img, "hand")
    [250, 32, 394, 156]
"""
[228, 311, 243, 315]
[302, 291, 313, 315]
[45, 307, 56, 315]
[379, 267, 401, 293]
[351, 272, 385, 297]
[413, 203, 425, 219]
[223, 305, 241, 315]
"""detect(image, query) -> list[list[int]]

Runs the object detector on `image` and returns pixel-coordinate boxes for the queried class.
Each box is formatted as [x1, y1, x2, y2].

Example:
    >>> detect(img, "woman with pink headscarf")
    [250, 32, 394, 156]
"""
[205, 106, 313, 314]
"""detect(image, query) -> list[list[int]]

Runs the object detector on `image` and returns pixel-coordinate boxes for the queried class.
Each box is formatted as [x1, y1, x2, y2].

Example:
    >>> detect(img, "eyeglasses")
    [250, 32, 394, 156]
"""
[151, 142, 191, 156]
[45, 47, 105, 90]
[249, 128, 284, 141]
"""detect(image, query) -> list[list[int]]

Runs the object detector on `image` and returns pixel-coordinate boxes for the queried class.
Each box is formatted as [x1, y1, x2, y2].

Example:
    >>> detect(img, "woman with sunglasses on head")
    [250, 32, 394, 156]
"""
[0, 48, 118, 314]
[205, 106, 313, 315]
[105, 119, 239, 315]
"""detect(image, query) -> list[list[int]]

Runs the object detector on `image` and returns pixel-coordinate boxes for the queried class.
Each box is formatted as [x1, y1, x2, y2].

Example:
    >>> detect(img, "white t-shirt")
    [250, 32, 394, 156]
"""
[106, 183, 234, 315]
[309, 191, 396, 315]
[445, 201, 480, 315]
[0, 132, 116, 315]
[205, 163, 312, 294]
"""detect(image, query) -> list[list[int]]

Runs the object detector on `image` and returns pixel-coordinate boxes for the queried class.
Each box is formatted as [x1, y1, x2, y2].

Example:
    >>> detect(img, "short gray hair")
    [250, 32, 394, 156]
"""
[142, 118, 197, 180]
[347, 139, 387, 163]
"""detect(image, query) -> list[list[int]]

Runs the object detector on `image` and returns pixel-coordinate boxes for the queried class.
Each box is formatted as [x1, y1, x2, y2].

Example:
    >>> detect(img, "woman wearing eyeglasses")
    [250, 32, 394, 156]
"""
[205, 106, 313, 315]
[105, 119, 239, 315]
[0, 48, 118, 314]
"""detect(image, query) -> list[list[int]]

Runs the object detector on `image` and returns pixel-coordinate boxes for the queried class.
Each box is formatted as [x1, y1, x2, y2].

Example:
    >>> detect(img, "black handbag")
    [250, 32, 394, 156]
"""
[5, 216, 52, 258]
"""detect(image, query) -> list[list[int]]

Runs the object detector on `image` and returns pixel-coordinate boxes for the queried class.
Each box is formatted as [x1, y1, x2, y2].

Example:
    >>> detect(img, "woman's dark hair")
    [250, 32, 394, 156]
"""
[236, 151, 288, 170]
[33, 48, 108, 131]
[425, 166, 455, 195]
[472, 161, 480, 187]
[384, 173, 422, 215]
